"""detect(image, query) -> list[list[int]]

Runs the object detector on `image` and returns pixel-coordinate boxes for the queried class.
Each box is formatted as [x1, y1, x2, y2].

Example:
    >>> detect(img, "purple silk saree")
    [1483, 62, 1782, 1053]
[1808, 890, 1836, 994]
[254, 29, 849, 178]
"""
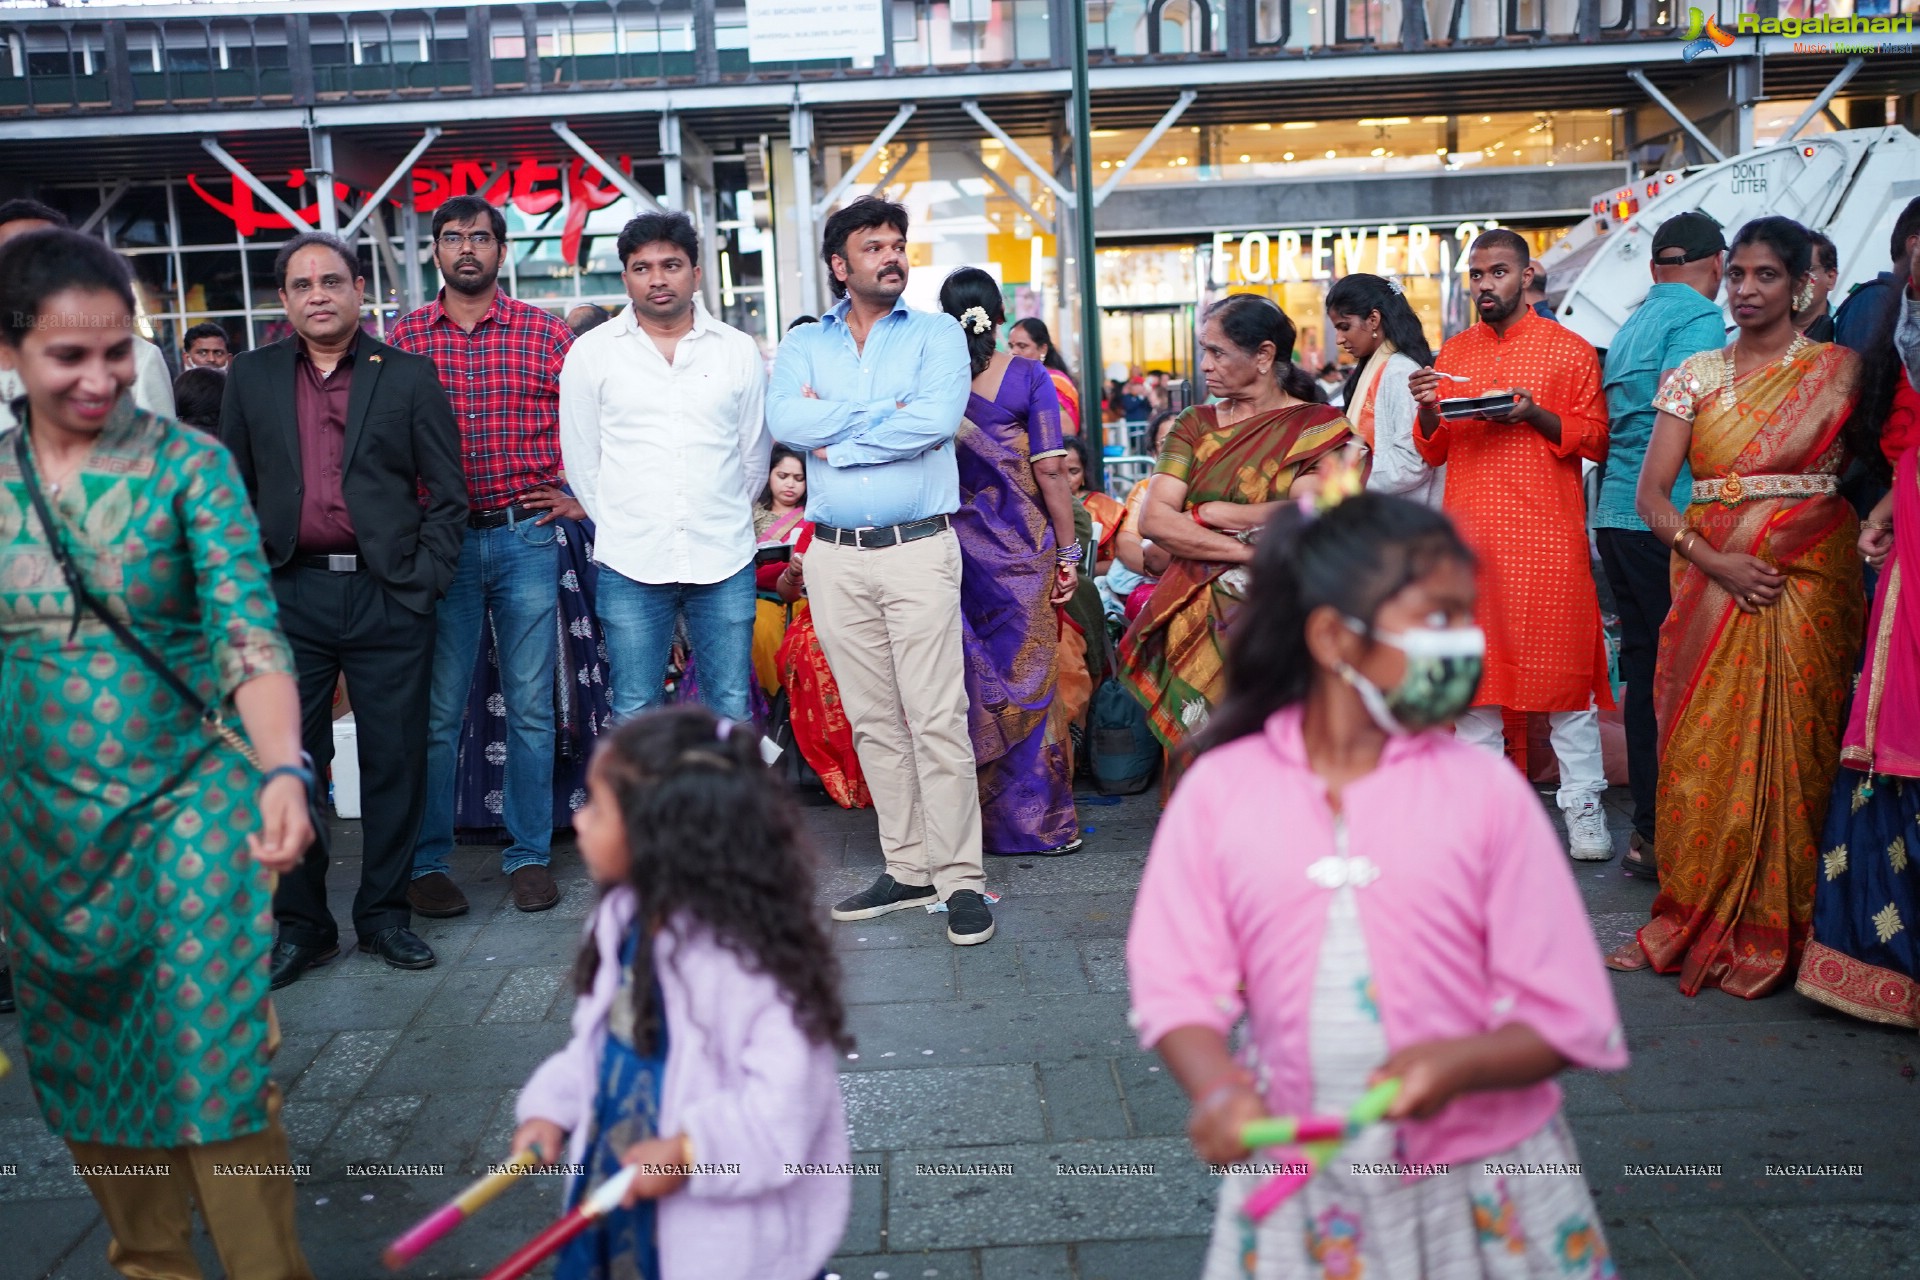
[954, 357, 1079, 853]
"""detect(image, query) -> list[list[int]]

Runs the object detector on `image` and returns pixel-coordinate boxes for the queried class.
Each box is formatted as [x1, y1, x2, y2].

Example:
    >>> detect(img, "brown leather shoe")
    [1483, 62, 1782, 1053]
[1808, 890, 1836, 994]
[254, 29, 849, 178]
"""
[407, 871, 470, 918]
[510, 864, 560, 913]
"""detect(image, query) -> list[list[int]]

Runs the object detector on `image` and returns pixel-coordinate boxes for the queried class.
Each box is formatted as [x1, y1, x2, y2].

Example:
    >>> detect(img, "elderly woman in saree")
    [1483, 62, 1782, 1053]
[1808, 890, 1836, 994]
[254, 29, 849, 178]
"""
[1611, 217, 1866, 998]
[939, 268, 1083, 856]
[0, 229, 315, 1274]
[1118, 294, 1355, 775]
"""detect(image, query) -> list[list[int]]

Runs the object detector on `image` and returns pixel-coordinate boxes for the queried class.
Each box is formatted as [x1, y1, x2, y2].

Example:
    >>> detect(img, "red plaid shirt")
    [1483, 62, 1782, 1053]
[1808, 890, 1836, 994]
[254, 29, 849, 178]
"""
[389, 290, 574, 509]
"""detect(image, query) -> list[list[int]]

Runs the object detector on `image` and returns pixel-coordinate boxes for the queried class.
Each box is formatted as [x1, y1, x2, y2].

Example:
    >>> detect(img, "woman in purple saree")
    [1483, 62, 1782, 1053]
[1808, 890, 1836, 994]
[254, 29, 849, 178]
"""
[940, 268, 1084, 855]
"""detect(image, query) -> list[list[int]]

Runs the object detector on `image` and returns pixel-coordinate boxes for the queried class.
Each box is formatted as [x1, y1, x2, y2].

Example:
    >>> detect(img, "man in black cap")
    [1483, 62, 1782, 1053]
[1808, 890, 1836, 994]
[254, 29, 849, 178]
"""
[1595, 210, 1728, 881]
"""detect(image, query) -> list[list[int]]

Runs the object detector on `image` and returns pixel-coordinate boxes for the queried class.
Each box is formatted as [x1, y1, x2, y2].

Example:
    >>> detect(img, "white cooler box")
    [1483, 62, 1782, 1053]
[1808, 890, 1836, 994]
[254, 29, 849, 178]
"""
[331, 714, 362, 820]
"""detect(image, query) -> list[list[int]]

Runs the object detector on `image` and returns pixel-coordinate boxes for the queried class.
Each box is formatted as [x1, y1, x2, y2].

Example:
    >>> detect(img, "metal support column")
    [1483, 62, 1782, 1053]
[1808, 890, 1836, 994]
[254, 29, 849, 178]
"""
[1628, 69, 1727, 164]
[812, 104, 916, 218]
[552, 121, 663, 210]
[661, 112, 686, 212]
[1784, 57, 1865, 142]
[341, 127, 442, 238]
[308, 129, 339, 233]
[201, 137, 309, 228]
[1068, 2, 1103, 464]
[1094, 90, 1195, 207]
[790, 105, 821, 315]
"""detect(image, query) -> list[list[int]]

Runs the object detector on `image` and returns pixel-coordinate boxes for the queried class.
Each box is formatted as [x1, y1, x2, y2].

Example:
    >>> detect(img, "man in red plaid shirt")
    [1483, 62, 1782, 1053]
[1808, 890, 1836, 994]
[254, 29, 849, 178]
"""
[389, 194, 580, 917]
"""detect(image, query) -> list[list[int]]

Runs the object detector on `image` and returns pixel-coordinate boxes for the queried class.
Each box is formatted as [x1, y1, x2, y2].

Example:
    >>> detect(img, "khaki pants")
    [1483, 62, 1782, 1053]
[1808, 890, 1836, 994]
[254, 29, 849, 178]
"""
[806, 528, 985, 898]
[67, 1009, 313, 1280]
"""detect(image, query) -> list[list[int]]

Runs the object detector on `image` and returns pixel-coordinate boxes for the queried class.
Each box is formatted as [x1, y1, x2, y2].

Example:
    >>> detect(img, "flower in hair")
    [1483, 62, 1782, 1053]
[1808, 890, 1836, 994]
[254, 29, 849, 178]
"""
[960, 306, 992, 334]
[1296, 445, 1370, 520]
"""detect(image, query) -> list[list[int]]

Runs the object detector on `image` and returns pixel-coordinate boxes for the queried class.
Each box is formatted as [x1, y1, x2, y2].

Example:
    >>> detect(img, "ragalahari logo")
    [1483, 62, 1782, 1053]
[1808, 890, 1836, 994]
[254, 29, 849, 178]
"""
[1680, 7, 1737, 59]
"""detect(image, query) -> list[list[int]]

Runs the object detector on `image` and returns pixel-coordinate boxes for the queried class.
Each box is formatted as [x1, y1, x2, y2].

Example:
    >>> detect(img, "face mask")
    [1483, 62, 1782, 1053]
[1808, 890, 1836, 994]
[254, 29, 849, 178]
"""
[1335, 619, 1486, 735]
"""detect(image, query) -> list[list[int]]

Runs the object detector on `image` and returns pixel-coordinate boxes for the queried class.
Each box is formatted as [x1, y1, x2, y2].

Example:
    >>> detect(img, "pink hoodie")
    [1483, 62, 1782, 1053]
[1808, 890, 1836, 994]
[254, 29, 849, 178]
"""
[516, 885, 851, 1280]
[1127, 706, 1627, 1167]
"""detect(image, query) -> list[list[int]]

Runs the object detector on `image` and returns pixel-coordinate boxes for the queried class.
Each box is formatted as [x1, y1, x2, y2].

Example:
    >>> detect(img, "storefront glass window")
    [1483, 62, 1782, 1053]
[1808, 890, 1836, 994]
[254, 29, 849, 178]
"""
[1089, 110, 1617, 185]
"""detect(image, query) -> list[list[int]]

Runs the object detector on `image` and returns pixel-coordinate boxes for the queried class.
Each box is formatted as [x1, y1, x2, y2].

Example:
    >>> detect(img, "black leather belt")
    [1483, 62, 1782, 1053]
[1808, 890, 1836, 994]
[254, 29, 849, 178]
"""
[469, 503, 544, 530]
[295, 553, 363, 572]
[812, 515, 951, 550]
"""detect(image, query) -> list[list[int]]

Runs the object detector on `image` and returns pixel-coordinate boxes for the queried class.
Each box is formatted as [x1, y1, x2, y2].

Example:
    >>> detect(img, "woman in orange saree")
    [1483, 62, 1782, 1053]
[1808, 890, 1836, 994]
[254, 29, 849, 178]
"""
[1119, 296, 1354, 771]
[1615, 217, 1865, 998]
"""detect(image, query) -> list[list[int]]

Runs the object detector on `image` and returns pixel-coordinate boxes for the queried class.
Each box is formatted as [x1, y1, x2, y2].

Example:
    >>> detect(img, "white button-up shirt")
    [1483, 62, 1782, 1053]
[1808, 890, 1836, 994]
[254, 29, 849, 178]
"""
[558, 303, 771, 586]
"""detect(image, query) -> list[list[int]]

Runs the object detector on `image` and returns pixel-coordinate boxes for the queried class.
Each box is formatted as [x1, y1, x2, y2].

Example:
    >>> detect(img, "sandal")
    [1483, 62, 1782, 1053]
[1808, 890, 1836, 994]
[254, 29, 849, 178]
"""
[1605, 940, 1651, 972]
[1628, 840, 1658, 882]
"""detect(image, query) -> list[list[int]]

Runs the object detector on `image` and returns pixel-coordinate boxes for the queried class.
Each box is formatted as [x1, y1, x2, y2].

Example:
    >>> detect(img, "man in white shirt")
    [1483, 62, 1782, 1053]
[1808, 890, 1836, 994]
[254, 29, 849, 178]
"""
[559, 212, 770, 721]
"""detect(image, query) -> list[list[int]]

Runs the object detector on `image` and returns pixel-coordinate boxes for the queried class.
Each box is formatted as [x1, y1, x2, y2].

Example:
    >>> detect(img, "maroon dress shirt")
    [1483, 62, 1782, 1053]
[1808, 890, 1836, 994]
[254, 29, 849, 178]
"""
[295, 342, 358, 554]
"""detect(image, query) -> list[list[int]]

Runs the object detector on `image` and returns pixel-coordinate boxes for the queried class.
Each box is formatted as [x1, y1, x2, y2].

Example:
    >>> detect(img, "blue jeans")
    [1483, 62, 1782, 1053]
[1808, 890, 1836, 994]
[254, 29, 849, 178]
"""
[596, 563, 755, 723]
[414, 517, 560, 879]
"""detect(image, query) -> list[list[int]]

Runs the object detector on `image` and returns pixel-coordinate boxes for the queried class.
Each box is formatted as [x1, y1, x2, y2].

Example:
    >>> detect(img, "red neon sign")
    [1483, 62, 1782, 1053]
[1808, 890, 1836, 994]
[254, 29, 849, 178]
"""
[187, 155, 634, 265]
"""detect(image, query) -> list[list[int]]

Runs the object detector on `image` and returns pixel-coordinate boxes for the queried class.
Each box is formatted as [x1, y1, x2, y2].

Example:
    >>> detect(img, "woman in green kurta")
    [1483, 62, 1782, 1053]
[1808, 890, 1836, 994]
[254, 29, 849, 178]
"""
[0, 229, 315, 1277]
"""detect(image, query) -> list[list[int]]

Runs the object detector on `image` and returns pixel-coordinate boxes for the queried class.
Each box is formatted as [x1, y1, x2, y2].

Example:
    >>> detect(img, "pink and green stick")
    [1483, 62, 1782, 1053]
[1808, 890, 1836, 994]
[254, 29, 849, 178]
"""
[383, 1149, 539, 1270]
[1238, 1078, 1401, 1222]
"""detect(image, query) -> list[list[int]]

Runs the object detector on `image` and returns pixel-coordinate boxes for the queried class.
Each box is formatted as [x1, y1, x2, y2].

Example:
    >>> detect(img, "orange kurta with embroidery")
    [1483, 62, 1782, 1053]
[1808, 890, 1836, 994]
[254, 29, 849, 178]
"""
[1414, 309, 1613, 712]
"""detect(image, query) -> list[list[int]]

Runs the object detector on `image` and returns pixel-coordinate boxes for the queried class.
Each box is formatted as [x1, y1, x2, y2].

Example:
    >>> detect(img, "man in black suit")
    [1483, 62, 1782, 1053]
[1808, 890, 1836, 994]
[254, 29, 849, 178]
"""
[221, 231, 469, 988]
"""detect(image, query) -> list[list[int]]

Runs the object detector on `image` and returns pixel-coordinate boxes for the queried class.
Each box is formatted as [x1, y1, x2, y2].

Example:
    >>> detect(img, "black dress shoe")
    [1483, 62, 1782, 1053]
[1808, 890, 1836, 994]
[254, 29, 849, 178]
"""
[357, 926, 436, 971]
[269, 940, 340, 991]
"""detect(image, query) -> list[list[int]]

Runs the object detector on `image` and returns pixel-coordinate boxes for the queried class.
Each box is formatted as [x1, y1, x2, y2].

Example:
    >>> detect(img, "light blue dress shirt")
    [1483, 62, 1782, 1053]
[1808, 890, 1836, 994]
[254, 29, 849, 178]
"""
[767, 296, 971, 529]
[1597, 282, 1728, 531]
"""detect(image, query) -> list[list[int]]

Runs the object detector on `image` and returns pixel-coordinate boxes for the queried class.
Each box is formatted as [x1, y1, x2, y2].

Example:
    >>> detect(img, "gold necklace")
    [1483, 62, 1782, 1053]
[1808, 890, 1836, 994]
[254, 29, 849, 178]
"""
[1720, 333, 1810, 410]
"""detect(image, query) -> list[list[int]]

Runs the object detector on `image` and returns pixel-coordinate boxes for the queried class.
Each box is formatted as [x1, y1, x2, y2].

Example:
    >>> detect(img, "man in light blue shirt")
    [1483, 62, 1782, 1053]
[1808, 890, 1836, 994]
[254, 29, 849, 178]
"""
[1596, 210, 1728, 879]
[767, 196, 996, 946]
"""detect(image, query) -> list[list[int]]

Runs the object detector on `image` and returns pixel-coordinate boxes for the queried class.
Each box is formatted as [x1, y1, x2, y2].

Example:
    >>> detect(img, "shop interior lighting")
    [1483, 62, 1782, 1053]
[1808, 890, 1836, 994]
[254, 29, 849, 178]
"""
[1282, 122, 1317, 130]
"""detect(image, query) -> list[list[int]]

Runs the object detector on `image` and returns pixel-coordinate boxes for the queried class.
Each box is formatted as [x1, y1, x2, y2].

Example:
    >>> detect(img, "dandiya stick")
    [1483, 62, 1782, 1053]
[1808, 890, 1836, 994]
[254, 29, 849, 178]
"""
[1239, 1078, 1402, 1223]
[480, 1163, 639, 1280]
[383, 1149, 539, 1269]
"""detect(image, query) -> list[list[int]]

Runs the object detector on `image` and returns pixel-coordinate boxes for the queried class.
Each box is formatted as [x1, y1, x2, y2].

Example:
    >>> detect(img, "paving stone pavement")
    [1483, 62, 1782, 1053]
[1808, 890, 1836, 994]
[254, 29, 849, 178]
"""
[4, 785, 1918, 1279]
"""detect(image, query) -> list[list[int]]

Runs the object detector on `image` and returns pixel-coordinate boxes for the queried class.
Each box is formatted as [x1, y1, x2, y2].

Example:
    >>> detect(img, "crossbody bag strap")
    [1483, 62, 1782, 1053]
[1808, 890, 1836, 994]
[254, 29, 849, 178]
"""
[13, 427, 262, 770]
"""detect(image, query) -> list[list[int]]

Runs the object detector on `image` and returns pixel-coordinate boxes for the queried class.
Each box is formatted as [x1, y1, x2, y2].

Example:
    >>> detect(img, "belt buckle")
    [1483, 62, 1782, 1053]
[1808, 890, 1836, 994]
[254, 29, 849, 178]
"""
[327, 554, 358, 572]
[1716, 473, 1745, 508]
[853, 526, 876, 549]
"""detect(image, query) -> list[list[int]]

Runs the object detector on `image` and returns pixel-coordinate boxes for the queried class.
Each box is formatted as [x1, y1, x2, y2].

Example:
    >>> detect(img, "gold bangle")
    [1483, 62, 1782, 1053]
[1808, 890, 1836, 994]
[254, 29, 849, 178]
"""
[1670, 524, 1692, 550]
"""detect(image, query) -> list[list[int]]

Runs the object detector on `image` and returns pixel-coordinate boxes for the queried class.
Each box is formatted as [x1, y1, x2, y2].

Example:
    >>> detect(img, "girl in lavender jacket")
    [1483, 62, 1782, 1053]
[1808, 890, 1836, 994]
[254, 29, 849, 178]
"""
[1127, 492, 1626, 1278]
[511, 706, 853, 1280]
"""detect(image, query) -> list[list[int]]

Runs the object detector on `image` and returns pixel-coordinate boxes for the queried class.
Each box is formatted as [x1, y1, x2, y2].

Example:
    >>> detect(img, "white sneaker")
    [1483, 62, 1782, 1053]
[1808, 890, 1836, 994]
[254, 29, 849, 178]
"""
[1564, 798, 1614, 861]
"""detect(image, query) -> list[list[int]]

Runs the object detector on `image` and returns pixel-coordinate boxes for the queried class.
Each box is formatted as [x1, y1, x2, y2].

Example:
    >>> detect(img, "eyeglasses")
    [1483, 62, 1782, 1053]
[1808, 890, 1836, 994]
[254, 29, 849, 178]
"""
[439, 232, 497, 249]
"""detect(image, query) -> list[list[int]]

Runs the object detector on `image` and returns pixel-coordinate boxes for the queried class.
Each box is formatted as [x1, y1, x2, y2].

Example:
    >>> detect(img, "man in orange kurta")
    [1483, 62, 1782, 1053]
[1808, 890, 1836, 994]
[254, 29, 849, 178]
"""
[1411, 229, 1615, 859]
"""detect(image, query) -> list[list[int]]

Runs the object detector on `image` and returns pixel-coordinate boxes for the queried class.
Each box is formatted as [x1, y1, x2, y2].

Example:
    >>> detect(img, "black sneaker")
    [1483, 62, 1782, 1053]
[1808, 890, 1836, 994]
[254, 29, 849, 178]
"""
[831, 874, 938, 922]
[945, 890, 995, 946]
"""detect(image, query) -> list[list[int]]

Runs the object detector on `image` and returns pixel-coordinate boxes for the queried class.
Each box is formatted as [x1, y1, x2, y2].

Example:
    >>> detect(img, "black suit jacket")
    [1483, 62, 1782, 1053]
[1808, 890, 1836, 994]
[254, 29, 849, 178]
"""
[220, 334, 468, 615]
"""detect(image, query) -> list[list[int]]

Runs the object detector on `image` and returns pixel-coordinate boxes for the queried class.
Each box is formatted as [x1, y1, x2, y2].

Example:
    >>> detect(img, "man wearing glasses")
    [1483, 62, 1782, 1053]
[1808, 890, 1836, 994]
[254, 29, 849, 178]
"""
[389, 195, 580, 919]
[220, 231, 468, 987]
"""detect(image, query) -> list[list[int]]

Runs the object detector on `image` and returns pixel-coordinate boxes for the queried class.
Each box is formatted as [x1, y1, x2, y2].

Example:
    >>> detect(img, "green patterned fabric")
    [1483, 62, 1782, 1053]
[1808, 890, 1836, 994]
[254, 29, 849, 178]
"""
[0, 399, 294, 1147]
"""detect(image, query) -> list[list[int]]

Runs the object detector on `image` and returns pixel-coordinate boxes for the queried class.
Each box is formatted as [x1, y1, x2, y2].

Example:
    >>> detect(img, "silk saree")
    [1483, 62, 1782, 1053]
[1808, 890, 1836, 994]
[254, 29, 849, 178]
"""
[1636, 343, 1864, 998]
[1117, 402, 1353, 755]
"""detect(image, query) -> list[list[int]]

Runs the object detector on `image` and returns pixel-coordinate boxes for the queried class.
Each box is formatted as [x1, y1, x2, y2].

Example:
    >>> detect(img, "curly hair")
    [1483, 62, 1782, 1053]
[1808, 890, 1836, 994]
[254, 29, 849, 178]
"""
[573, 705, 853, 1057]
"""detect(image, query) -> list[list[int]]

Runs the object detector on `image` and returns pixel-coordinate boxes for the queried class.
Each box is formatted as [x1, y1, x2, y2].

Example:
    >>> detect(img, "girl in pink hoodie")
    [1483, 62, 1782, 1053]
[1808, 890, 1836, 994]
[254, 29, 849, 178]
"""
[512, 706, 852, 1280]
[1127, 493, 1626, 1278]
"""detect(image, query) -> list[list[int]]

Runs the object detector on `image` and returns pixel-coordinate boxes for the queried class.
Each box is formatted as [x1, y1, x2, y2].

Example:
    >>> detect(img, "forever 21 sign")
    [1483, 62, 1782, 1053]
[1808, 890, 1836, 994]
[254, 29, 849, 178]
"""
[1208, 219, 1505, 285]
